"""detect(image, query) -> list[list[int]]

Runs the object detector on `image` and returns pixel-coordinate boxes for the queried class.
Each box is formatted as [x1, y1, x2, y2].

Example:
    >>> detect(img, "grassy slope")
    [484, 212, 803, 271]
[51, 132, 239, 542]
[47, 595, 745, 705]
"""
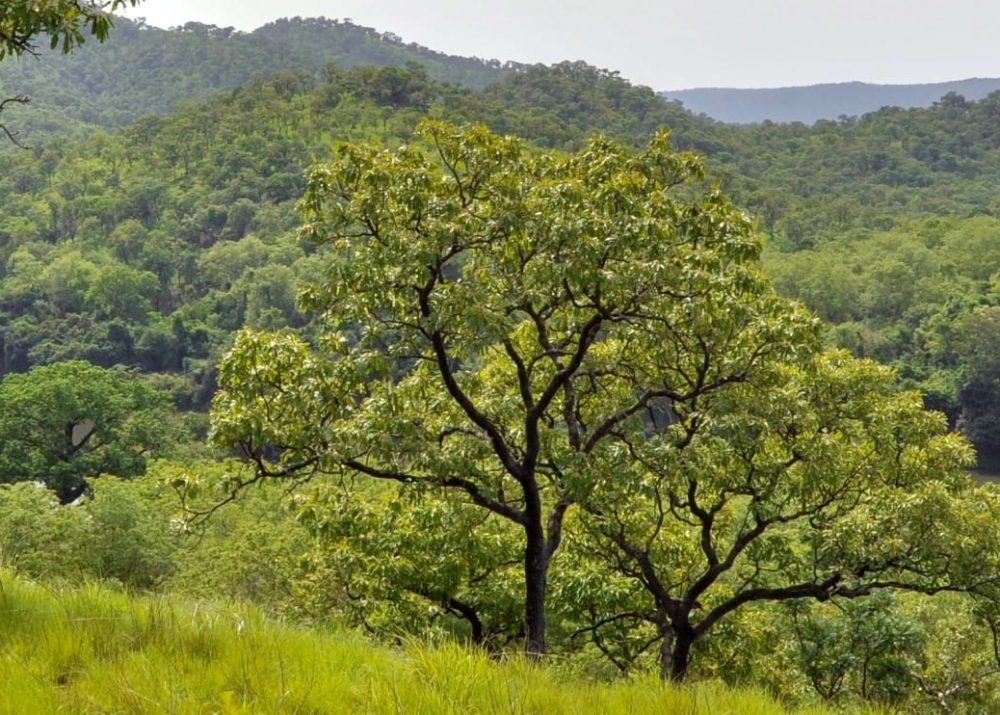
[0, 575, 861, 715]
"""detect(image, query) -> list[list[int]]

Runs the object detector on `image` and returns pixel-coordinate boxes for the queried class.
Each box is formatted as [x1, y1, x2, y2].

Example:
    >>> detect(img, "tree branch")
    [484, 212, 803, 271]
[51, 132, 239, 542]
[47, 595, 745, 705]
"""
[523, 313, 604, 472]
[570, 610, 654, 639]
[0, 95, 30, 147]
[343, 458, 526, 525]
[414, 261, 524, 481]
[544, 499, 571, 559]
[503, 338, 534, 410]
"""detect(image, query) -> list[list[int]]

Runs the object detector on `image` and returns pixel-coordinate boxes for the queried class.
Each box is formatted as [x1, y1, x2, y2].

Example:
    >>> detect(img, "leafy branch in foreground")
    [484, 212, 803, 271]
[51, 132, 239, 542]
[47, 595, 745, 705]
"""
[0, 1, 141, 59]
[0, 0, 141, 143]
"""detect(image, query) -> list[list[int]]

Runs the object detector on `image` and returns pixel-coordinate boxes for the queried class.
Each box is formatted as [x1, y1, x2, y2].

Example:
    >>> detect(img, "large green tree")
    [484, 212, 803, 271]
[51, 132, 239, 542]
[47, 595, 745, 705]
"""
[210, 120, 816, 656]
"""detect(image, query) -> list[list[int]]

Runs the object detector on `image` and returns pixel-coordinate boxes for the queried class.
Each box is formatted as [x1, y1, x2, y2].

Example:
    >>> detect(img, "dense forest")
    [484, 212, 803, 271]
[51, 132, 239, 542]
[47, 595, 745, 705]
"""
[5, 39, 1000, 459]
[5, 7, 1000, 713]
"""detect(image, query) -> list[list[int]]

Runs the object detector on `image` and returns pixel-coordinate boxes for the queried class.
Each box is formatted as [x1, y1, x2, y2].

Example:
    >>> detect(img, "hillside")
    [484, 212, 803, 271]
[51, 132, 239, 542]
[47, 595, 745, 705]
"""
[0, 15, 520, 139]
[661, 77, 1000, 124]
[5, 11, 1000, 712]
[5, 50, 1000, 457]
[0, 61, 719, 409]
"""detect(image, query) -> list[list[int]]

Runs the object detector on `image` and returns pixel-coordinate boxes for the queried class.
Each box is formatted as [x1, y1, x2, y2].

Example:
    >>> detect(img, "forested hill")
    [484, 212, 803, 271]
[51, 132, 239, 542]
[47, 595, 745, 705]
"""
[10, 12, 1000, 711]
[662, 77, 1000, 124]
[5, 38, 1000, 456]
[0, 62, 719, 411]
[0, 15, 521, 137]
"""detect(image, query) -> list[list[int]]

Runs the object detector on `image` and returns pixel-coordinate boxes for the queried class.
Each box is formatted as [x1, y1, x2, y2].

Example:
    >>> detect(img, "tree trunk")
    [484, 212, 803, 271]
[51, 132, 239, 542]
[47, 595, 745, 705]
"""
[524, 523, 548, 658]
[668, 624, 695, 681]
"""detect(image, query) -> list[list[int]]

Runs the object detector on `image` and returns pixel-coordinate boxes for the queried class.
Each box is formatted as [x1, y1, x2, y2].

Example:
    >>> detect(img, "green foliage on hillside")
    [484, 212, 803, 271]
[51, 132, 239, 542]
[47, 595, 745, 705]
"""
[738, 96, 1000, 453]
[729, 93, 1000, 246]
[5, 40, 1000, 446]
[0, 61, 725, 413]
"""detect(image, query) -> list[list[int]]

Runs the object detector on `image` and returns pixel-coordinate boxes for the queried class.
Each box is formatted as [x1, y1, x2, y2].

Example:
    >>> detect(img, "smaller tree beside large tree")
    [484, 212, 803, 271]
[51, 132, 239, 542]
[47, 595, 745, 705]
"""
[571, 349, 999, 680]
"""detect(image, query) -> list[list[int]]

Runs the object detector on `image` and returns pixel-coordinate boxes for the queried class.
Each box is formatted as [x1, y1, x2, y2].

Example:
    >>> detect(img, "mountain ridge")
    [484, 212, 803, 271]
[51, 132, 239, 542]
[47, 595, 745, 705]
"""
[7, 13, 1000, 134]
[660, 77, 1000, 124]
[0, 15, 521, 137]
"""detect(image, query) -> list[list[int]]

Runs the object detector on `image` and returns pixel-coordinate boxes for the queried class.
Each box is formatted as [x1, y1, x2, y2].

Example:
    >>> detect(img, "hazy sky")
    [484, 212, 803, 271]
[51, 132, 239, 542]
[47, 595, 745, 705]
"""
[122, 1, 1000, 91]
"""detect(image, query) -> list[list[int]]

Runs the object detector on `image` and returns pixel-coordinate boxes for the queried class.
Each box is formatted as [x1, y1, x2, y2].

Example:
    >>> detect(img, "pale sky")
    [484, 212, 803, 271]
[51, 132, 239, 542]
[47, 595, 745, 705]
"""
[122, 1, 1000, 91]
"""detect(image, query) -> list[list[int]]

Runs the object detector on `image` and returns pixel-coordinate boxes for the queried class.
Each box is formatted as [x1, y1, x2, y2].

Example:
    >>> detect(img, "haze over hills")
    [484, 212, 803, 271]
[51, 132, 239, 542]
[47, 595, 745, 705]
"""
[660, 78, 1000, 124]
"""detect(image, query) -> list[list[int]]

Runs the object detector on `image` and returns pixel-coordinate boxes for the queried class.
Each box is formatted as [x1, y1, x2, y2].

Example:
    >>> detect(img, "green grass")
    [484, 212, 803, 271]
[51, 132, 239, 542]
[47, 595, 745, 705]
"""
[0, 574, 869, 714]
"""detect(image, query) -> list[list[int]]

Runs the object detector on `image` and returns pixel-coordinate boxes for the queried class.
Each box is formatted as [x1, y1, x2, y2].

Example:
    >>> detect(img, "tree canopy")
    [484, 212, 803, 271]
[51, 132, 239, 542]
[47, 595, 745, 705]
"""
[0, 360, 171, 502]
[211, 120, 862, 660]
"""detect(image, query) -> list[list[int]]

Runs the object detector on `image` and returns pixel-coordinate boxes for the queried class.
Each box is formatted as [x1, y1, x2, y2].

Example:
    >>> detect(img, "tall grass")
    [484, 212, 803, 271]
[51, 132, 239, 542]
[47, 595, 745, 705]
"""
[0, 574, 873, 714]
